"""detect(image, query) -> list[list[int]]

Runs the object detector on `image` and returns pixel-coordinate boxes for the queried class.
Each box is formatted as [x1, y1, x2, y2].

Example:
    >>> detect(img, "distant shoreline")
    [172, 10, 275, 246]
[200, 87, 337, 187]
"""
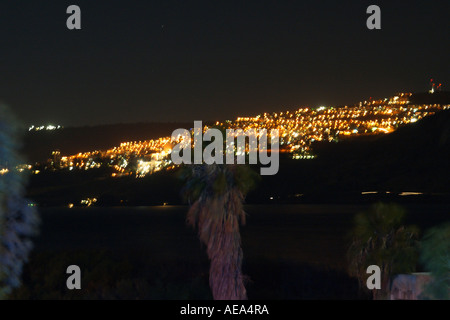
[34, 198, 450, 209]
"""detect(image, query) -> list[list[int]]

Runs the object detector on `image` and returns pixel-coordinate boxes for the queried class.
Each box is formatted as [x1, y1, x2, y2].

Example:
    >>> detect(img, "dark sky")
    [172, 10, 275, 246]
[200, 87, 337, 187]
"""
[0, 0, 449, 127]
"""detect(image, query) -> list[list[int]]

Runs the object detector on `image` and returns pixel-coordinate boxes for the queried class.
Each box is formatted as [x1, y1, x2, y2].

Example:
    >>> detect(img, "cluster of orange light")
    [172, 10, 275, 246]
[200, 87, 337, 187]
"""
[53, 94, 449, 175]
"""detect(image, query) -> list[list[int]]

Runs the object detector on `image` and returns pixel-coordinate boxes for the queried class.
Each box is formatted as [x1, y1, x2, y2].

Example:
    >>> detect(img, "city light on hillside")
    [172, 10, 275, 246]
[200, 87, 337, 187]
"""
[15, 93, 450, 179]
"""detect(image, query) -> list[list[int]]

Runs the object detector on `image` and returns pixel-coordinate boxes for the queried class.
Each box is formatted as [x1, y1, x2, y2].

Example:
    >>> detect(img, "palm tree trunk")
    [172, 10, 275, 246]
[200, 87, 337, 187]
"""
[208, 226, 247, 300]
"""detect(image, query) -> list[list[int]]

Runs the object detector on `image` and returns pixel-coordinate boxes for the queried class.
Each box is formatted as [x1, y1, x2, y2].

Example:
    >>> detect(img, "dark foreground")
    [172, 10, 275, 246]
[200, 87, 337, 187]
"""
[11, 204, 450, 299]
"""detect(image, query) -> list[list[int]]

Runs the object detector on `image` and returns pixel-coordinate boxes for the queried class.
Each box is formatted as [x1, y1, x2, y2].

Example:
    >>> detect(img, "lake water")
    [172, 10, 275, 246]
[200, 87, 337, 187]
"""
[34, 204, 450, 271]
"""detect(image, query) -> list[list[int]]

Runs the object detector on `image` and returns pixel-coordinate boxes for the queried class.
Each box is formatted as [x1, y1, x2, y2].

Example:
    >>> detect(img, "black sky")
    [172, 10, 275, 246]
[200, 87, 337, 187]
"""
[0, 0, 449, 127]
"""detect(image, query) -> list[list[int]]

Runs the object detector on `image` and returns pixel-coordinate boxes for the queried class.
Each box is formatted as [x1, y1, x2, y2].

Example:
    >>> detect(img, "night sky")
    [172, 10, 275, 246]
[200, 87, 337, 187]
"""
[0, 0, 449, 127]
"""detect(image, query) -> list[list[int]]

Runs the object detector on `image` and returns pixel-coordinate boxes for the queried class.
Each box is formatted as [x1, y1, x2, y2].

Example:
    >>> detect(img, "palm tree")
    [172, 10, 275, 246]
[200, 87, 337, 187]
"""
[347, 202, 419, 299]
[181, 163, 259, 300]
[0, 104, 39, 299]
[419, 222, 450, 300]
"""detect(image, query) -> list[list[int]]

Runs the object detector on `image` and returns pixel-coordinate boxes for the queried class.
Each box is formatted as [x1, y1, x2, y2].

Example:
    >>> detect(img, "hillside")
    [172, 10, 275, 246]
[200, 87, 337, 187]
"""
[21, 91, 450, 164]
[253, 109, 450, 202]
[26, 110, 450, 206]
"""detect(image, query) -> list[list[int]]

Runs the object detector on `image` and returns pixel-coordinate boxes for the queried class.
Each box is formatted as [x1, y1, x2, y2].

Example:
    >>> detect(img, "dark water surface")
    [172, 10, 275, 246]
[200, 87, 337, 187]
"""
[14, 204, 448, 299]
[35, 204, 450, 270]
